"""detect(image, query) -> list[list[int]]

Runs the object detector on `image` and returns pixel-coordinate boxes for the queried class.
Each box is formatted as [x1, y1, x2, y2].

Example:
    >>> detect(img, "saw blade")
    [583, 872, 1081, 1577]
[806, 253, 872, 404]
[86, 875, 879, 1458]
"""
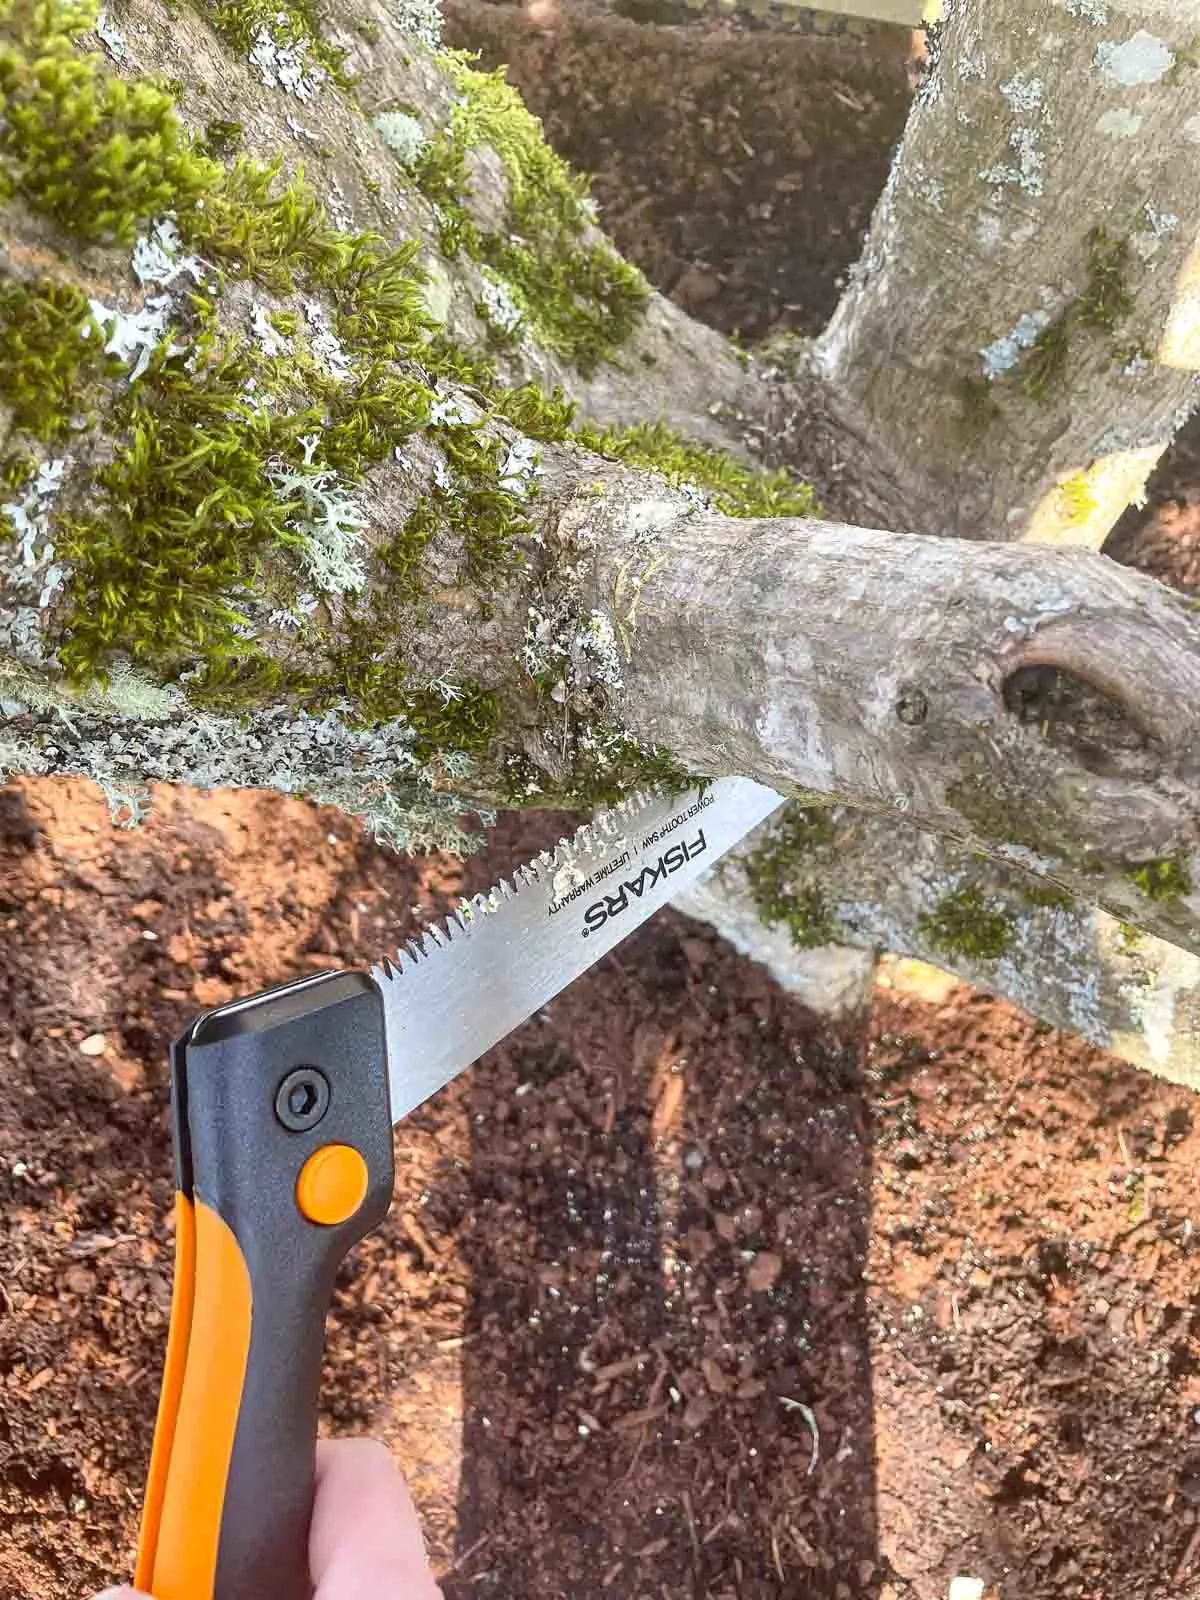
[373, 777, 783, 1121]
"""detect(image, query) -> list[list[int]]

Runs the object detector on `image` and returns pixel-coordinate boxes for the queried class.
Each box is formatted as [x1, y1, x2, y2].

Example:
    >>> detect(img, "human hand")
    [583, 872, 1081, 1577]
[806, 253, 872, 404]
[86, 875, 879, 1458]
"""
[95, 1437, 443, 1599]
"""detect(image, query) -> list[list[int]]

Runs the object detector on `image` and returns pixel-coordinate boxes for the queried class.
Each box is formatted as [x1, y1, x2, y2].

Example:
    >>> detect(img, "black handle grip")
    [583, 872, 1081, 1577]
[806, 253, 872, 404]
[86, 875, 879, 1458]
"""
[137, 971, 395, 1600]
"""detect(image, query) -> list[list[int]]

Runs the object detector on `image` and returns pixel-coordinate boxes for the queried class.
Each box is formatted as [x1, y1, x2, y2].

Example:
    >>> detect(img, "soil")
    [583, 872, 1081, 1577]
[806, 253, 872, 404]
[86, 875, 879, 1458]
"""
[3, 780, 1200, 1600]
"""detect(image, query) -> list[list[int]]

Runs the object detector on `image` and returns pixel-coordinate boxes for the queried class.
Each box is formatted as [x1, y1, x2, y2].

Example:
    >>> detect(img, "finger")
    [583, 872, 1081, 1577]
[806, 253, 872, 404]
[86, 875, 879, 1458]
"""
[310, 1438, 442, 1600]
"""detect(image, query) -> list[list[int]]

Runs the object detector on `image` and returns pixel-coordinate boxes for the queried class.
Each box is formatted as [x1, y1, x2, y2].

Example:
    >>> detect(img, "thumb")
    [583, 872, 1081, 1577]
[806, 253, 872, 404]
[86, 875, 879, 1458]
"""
[310, 1438, 442, 1599]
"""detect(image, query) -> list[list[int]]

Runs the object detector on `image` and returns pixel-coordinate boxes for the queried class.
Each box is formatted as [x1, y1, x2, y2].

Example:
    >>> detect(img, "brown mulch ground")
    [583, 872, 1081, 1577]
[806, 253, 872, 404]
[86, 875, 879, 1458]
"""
[3, 780, 1200, 1600]
[1106, 416, 1200, 596]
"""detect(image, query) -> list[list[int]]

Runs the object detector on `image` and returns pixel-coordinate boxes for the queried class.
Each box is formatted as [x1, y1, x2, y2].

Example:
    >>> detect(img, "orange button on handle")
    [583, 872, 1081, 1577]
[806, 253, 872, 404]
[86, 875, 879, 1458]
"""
[296, 1145, 370, 1227]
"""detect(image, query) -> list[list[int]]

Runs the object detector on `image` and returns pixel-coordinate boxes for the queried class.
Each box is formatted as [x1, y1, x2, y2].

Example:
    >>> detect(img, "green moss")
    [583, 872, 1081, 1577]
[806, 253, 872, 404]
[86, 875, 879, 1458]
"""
[0, 277, 118, 441]
[201, 117, 243, 158]
[1016, 227, 1134, 403]
[187, 651, 310, 711]
[412, 54, 650, 375]
[485, 394, 820, 518]
[401, 680, 501, 761]
[1077, 227, 1133, 334]
[578, 419, 819, 517]
[423, 333, 498, 391]
[742, 804, 838, 950]
[1125, 855, 1193, 902]
[318, 370, 432, 471]
[327, 235, 431, 360]
[192, 0, 350, 85]
[378, 496, 440, 600]
[918, 886, 1016, 963]
[181, 156, 345, 291]
[54, 333, 324, 681]
[0, 0, 788, 822]
[436, 422, 533, 581]
[1115, 339, 1153, 372]
[1, 450, 36, 495]
[0, 0, 222, 243]
[957, 374, 1001, 437]
[556, 731, 695, 811]
[490, 381, 577, 442]
[1022, 882, 1074, 912]
[1023, 314, 1070, 403]
[319, 607, 503, 756]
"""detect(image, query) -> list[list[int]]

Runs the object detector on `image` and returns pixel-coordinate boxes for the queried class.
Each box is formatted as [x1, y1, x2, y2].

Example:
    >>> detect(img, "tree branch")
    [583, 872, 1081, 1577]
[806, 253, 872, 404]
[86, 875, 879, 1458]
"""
[600, 509, 1200, 949]
[679, 806, 1200, 1086]
[3, 0, 1198, 1029]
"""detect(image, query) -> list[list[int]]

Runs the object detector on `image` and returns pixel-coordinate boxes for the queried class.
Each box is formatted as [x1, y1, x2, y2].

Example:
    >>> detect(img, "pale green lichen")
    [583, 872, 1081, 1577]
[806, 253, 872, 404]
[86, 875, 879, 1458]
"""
[374, 109, 427, 166]
[190, 0, 350, 90]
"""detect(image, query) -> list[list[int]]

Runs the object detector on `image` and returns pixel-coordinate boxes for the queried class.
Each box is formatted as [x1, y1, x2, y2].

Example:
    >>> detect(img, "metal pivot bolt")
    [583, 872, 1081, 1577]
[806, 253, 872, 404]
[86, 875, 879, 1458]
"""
[275, 1066, 331, 1132]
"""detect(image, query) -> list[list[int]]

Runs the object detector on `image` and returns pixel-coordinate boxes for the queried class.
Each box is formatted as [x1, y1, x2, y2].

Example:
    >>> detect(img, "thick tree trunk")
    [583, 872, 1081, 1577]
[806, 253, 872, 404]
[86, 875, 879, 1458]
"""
[812, 0, 1200, 547]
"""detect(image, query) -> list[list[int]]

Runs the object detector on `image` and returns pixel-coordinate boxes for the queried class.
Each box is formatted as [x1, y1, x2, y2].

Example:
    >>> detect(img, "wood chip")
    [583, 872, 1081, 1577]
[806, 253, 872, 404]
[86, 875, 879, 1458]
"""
[701, 1355, 730, 1394]
[612, 1402, 669, 1433]
[651, 1072, 685, 1140]
[746, 1250, 782, 1292]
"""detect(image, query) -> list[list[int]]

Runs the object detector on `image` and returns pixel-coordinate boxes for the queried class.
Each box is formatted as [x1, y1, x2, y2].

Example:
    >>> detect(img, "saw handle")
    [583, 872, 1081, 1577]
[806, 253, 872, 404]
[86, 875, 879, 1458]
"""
[135, 971, 395, 1600]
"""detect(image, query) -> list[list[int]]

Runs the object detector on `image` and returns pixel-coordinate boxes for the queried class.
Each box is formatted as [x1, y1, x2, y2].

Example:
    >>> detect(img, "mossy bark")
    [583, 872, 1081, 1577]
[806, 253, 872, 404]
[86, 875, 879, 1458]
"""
[2, 0, 1200, 1066]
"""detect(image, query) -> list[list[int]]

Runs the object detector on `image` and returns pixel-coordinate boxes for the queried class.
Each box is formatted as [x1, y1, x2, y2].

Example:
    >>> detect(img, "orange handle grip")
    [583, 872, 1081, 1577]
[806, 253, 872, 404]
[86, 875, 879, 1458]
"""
[135, 972, 394, 1600]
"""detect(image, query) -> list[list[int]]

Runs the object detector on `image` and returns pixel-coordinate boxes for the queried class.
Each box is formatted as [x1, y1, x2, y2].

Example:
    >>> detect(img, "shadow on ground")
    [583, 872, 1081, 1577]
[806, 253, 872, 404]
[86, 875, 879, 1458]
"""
[448, 899, 878, 1597]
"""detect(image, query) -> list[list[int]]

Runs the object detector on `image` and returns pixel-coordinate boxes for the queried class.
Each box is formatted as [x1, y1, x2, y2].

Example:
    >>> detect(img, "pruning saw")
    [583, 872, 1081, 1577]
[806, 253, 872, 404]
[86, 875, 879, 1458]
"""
[132, 776, 782, 1600]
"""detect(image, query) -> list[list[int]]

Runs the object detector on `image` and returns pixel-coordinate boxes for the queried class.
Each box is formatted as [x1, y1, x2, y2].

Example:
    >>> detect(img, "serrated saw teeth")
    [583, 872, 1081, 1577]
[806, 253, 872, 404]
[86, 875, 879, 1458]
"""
[370, 778, 785, 1123]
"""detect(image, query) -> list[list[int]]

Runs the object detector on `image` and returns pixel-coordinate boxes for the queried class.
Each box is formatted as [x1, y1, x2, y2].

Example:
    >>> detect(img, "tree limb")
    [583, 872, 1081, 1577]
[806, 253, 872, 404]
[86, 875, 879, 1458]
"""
[813, 0, 1200, 547]
[601, 510, 1200, 949]
[679, 806, 1200, 1086]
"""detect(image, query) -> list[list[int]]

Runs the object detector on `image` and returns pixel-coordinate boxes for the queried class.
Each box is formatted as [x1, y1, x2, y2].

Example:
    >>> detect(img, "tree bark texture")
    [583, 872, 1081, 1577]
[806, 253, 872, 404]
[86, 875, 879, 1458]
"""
[814, 0, 1200, 548]
[601, 511, 1200, 952]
